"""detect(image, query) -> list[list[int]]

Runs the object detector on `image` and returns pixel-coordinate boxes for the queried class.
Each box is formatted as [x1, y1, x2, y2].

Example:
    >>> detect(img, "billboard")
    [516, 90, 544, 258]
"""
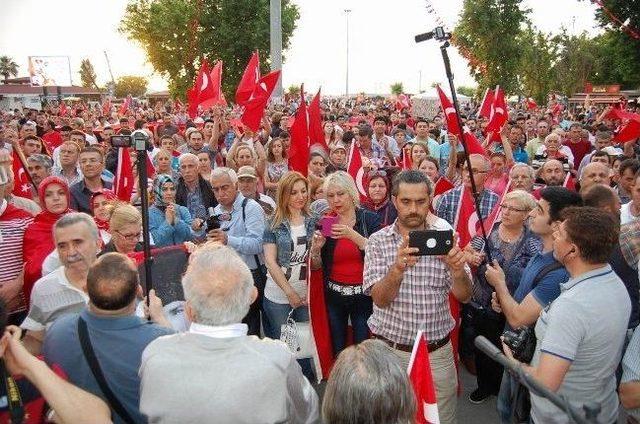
[28, 56, 72, 86]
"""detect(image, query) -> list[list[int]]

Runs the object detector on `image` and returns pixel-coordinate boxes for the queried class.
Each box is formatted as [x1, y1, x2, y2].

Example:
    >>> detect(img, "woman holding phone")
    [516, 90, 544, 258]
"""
[310, 171, 381, 355]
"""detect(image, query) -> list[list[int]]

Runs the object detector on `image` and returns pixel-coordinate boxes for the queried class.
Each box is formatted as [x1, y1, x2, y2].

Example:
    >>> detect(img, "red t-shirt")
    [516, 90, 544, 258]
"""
[562, 139, 592, 168]
[329, 238, 364, 285]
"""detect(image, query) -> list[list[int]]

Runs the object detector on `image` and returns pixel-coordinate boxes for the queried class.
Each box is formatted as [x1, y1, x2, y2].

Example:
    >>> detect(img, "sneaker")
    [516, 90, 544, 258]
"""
[468, 389, 490, 404]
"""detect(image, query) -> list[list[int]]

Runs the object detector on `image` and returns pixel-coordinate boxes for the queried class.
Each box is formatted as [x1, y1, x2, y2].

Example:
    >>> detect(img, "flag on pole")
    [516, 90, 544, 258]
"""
[11, 150, 33, 199]
[476, 88, 494, 119]
[209, 61, 225, 106]
[453, 186, 480, 248]
[346, 139, 368, 203]
[431, 177, 454, 209]
[59, 101, 68, 117]
[288, 85, 310, 176]
[526, 98, 538, 110]
[436, 86, 461, 136]
[102, 98, 112, 116]
[114, 147, 134, 202]
[396, 94, 411, 111]
[119, 95, 132, 116]
[235, 51, 260, 106]
[401, 151, 413, 170]
[562, 172, 576, 191]
[485, 87, 507, 135]
[308, 88, 327, 150]
[240, 70, 281, 132]
[408, 330, 440, 424]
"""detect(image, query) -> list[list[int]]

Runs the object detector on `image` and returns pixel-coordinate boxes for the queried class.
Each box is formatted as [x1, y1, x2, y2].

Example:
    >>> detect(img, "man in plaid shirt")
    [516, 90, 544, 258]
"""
[364, 171, 472, 424]
[434, 154, 499, 226]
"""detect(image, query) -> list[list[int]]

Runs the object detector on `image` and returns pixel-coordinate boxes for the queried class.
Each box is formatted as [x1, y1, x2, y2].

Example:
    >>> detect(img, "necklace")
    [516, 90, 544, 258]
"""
[499, 226, 522, 243]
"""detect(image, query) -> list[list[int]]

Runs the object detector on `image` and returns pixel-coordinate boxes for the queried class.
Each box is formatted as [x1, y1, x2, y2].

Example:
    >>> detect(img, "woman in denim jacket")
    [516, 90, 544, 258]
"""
[310, 171, 381, 356]
[263, 172, 318, 341]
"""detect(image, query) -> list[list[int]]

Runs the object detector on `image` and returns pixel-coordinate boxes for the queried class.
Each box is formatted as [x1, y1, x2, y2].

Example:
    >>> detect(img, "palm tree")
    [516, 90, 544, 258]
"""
[0, 56, 19, 84]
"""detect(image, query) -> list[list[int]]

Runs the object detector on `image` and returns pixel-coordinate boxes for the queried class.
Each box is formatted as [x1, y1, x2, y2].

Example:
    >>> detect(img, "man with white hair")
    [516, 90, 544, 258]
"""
[579, 161, 610, 194]
[175, 153, 217, 241]
[509, 163, 536, 192]
[209, 167, 266, 336]
[139, 243, 320, 423]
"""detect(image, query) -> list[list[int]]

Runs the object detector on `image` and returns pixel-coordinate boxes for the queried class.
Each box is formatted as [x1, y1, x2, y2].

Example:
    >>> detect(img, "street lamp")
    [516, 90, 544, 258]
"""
[344, 9, 351, 98]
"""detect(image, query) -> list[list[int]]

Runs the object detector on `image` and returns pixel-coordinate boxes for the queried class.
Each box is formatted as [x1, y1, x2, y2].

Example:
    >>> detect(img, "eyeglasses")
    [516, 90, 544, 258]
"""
[500, 204, 529, 213]
[115, 230, 141, 241]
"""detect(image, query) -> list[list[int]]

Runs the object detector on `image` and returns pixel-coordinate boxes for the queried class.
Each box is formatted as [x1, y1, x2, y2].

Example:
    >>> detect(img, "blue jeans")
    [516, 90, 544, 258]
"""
[262, 297, 315, 381]
[325, 288, 372, 355]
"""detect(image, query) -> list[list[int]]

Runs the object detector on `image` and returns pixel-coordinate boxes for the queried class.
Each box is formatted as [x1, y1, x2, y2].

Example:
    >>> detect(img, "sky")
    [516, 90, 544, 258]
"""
[0, 0, 600, 96]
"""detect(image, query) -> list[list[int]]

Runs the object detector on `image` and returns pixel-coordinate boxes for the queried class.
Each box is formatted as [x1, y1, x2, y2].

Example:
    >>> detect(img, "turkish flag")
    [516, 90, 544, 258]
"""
[240, 70, 281, 132]
[401, 152, 413, 170]
[308, 88, 327, 150]
[431, 177, 454, 209]
[59, 101, 68, 117]
[145, 152, 156, 180]
[114, 147, 134, 202]
[119, 95, 131, 116]
[288, 86, 310, 176]
[11, 150, 33, 198]
[208, 61, 224, 107]
[476, 180, 510, 240]
[193, 60, 217, 110]
[102, 98, 112, 116]
[187, 86, 199, 118]
[347, 139, 369, 203]
[477, 88, 494, 119]
[396, 93, 411, 111]
[235, 51, 260, 106]
[437, 86, 461, 136]
[563, 173, 576, 192]
[526, 98, 538, 110]
[453, 186, 480, 248]
[408, 330, 440, 424]
[613, 112, 640, 143]
[486, 87, 507, 135]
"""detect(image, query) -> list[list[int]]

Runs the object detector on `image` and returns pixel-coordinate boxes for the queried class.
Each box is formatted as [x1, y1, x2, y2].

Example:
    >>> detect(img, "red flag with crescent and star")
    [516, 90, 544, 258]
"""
[347, 140, 369, 203]
[409, 330, 441, 424]
[11, 150, 33, 199]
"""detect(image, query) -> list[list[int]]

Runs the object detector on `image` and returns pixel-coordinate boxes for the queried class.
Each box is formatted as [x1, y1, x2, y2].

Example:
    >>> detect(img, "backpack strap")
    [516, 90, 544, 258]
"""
[530, 261, 563, 291]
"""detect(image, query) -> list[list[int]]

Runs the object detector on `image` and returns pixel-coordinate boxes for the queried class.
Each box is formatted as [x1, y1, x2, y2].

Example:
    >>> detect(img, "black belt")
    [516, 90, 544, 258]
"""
[373, 333, 450, 353]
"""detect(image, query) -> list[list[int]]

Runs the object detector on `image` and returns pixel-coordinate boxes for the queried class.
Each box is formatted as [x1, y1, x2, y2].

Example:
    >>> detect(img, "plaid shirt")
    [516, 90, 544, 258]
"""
[434, 185, 499, 226]
[620, 219, 640, 270]
[363, 218, 471, 344]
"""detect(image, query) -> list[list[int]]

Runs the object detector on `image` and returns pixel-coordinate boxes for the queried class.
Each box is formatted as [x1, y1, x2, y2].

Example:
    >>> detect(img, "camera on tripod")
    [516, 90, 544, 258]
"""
[502, 327, 537, 363]
[110, 131, 150, 151]
[414, 26, 451, 43]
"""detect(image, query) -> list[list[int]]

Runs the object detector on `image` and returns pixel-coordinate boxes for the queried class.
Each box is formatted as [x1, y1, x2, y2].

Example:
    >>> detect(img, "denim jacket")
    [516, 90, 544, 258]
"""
[263, 214, 318, 268]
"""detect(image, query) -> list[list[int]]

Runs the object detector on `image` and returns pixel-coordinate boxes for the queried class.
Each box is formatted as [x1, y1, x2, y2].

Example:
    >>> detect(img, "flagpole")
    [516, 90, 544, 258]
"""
[10, 140, 38, 196]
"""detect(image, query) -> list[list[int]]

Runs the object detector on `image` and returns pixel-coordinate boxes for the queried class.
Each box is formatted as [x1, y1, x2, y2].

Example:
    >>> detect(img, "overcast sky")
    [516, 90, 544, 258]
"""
[0, 0, 600, 95]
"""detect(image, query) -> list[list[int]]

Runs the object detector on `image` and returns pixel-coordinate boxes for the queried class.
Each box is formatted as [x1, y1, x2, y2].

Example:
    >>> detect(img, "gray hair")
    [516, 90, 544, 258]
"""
[27, 154, 53, 169]
[509, 162, 535, 180]
[182, 244, 254, 326]
[322, 339, 416, 424]
[503, 189, 537, 211]
[178, 153, 199, 166]
[211, 167, 238, 185]
[53, 212, 99, 242]
[323, 170, 360, 208]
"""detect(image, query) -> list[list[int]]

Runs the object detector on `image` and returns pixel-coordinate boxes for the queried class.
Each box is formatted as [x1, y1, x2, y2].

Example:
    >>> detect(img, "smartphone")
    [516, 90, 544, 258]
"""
[409, 229, 454, 256]
[320, 215, 339, 238]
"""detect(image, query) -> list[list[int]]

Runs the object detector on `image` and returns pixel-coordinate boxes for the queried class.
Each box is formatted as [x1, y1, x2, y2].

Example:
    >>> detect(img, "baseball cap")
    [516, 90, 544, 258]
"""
[237, 166, 257, 179]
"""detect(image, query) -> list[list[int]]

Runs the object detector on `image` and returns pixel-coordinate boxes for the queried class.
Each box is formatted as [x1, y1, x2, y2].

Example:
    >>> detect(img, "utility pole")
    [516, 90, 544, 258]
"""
[103, 50, 116, 97]
[345, 9, 351, 98]
[270, 0, 283, 100]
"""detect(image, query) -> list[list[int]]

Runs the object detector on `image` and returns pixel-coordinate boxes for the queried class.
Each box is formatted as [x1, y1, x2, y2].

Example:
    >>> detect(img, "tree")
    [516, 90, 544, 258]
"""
[120, 0, 300, 100]
[517, 25, 558, 103]
[114, 75, 148, 98]
[0, 56, 19, 84]
[286, 84, 300, 97]
[79, 59, 100, 89]
[456, 85, 477, 98]
[550, 31, 604, 95]
[454, 0, 530, 94]
[390, 82, 404, 95]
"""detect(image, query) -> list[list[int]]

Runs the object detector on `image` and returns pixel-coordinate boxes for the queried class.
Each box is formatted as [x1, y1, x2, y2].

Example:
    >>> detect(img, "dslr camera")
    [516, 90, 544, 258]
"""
[501, 327, 536, 363]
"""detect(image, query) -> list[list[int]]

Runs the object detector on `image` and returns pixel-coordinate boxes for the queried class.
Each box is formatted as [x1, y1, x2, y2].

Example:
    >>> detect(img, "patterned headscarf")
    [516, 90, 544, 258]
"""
[153, 174, 174, 208]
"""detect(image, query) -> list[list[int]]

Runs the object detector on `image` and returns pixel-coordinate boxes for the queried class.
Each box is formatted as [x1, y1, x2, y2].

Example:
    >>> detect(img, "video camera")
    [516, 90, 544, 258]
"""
[110, 130, 151, 151]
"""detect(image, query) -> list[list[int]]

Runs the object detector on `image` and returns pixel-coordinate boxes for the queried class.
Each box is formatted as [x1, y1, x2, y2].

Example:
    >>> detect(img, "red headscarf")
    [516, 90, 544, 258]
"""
[23, 176, 72, 302]
[363, 173, 391, 210]
[90, 189, 116, 231]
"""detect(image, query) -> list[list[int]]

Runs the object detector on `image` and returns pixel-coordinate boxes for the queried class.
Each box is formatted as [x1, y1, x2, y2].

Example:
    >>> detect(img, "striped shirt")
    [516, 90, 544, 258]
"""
[434, 186, 499, 227]
[0, 201, 33, 313]
[363, 218, 470, 344]
[622, 327, 640, 421]
[21, 267, 88, 332]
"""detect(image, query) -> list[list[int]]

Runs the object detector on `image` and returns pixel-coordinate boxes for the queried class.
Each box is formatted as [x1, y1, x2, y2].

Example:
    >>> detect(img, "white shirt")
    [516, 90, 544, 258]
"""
[189, 322, 248, 338]
[621, 202, 639, 225]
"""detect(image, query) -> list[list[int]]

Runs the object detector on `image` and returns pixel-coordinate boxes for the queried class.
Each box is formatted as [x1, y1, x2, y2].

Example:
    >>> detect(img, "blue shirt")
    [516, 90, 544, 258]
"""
[214, 193, 266, 269]
[437, 141, 464, 175]
[43, 309, 173, 424]
[513, 251, 568, 306]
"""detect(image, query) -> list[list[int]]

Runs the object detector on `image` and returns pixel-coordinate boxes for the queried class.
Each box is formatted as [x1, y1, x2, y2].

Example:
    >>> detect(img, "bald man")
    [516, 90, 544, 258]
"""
[579, 162, 611, 194]
[538, 159, 566, 187]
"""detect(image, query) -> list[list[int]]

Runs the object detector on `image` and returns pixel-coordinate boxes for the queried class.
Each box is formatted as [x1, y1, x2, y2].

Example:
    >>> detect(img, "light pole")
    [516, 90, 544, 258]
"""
[344, 9, 351, 98]
[270, 0, 283, 99]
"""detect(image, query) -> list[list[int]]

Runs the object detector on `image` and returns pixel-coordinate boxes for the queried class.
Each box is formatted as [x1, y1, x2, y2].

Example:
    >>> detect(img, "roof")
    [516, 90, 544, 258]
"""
[568, 93, 627, 104]
[0, 84, 102, 96]
[147, 90, 170, 97]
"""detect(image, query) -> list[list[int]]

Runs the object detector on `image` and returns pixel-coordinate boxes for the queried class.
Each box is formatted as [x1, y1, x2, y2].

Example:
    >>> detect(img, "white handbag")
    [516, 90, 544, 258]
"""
[280, 309, 313, 359]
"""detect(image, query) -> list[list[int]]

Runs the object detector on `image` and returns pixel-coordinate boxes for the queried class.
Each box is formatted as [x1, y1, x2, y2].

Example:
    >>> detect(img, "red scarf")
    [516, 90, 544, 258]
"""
[91, 189, 116, 231]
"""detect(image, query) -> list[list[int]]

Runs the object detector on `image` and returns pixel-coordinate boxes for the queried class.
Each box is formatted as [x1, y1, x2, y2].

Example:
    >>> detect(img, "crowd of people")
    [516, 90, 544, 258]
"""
[0, 92, 639, 423]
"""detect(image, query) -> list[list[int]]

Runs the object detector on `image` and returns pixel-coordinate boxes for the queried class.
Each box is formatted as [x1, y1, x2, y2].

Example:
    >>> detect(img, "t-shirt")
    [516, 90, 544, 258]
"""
[21, 267, 88, 332]
[264, 224, 308, 304]
[621, 327, 640, 421]
[330, 238, 364, 284]
[620, 202, 639, 225]
[562, 139, 592, 168]
[531, 266, 631, 424]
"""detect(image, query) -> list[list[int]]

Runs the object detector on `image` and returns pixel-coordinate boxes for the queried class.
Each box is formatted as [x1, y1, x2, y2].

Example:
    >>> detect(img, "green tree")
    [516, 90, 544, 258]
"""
[390, 82, 404, 95]
[0, 56, 19, 84]
[120, 0, 300, 100]
[79, 59, 100, 89]
[517, 25, 558, 103]
[456, 85, 477, 98]
[114, 75, 148, 98]
[286, 84, 300, 97]
[550, 31, 603, 95]
[454, 0, 530, 94]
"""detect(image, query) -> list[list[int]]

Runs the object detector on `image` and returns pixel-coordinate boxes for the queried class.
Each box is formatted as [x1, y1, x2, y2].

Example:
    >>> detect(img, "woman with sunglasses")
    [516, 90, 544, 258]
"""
[464, 189, 542, 404]
[149, 174, 193, 247]
[363, 171, 396, 229]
